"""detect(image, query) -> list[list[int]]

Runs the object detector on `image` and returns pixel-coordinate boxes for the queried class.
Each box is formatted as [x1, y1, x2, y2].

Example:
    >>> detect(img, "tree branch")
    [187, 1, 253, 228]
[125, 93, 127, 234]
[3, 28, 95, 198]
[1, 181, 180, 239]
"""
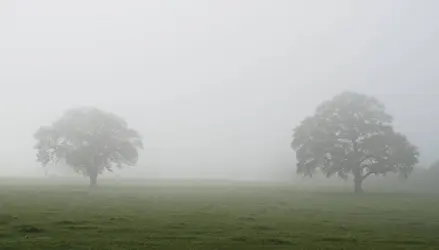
[362, 171, 375, 181]
[359, 154, 380, 168]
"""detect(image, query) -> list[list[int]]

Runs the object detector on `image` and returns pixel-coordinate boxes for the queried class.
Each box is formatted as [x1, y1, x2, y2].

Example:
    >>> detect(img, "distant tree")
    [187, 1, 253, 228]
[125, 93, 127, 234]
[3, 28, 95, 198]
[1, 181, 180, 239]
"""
[34, 107, 143, 187]
[428, 161, 439, 174]
[291, 92, 419, 193]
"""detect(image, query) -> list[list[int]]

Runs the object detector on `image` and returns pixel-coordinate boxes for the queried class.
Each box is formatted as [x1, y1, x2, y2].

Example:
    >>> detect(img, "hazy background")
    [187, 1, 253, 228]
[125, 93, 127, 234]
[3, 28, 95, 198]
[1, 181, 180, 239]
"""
[0, 0, 438, 179]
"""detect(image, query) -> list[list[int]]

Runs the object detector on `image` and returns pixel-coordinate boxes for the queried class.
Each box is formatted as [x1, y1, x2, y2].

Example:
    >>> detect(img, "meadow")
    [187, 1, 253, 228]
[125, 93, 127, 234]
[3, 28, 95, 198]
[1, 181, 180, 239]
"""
[0, 179, 438, 250]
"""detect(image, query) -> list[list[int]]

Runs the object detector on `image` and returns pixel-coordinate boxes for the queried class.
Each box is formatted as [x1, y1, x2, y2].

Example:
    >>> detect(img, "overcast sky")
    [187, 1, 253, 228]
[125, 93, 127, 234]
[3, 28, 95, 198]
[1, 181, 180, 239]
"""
[0, 0, 438, 178]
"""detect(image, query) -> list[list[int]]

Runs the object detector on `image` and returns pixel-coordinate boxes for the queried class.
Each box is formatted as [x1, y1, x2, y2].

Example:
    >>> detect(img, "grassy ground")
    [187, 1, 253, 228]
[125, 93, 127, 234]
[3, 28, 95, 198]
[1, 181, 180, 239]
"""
[0, 180, 438, 249]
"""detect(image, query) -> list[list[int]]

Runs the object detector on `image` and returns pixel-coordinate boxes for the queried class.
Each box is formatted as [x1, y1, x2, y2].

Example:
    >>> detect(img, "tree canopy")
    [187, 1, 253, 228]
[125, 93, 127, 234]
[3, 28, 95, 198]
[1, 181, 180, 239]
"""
[292, 92, 419, 193]
[34, 107, 143, 186]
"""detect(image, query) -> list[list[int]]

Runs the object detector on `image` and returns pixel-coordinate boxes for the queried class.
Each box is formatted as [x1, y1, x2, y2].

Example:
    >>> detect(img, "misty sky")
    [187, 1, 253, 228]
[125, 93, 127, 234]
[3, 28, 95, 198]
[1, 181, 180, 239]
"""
[0, 1, 438, 179]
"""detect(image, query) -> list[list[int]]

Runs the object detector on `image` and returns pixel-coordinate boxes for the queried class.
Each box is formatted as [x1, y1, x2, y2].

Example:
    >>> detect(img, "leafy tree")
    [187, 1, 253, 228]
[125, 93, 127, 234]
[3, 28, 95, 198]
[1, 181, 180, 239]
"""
[34, 107, 143, 187]
[291, 92, 419, 193]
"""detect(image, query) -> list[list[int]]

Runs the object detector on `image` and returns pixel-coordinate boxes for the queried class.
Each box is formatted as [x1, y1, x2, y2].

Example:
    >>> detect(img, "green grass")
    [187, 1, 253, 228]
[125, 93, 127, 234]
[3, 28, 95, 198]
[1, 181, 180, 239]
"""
[0, 180, 438, 249]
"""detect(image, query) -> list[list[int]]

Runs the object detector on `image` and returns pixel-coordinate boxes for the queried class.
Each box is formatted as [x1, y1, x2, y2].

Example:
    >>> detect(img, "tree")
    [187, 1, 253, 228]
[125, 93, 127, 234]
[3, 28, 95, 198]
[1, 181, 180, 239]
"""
[34, 107, 143, 187]
[291, 92, 419, 193]
[429, 161, 439, 172]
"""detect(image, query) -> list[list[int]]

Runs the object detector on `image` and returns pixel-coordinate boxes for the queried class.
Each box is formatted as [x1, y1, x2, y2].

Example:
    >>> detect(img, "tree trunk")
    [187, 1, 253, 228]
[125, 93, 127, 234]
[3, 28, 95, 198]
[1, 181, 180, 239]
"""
[352, 165, 365, 194]
[89, 169, 98, 188]
[354, 177, 363, 194]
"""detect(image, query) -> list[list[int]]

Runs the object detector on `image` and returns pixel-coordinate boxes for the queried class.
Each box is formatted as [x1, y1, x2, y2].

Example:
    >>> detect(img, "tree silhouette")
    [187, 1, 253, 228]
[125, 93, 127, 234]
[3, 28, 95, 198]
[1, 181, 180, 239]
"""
[429, 161, 439, 172]
[292, 92, 419, 193]
[34, 107, 143, 187]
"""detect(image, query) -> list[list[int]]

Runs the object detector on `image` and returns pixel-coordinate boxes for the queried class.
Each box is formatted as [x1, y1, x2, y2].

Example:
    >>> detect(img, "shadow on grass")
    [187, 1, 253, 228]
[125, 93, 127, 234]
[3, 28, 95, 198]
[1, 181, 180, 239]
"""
[320, 236, 358, 243]
[17, 224, 44, 233]
[231, 236, 294, 245]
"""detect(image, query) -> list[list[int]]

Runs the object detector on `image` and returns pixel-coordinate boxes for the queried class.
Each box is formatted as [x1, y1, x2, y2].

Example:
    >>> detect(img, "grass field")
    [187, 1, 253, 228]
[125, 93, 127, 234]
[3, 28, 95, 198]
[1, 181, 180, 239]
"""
[0, 179, 438, 249]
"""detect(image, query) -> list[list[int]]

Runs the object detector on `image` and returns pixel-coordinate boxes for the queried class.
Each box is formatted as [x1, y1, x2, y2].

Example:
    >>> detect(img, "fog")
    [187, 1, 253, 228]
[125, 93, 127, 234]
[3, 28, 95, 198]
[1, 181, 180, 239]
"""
[0, 0, 438, 179]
